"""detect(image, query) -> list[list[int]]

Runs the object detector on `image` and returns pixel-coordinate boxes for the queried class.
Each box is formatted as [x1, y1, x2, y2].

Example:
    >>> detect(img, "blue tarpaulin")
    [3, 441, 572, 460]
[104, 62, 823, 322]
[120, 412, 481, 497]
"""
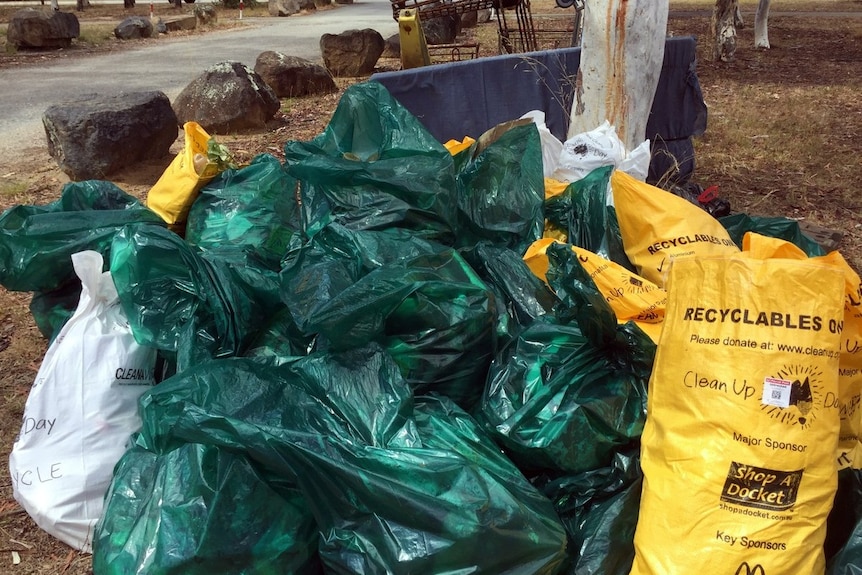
[371, 36, 707, 185]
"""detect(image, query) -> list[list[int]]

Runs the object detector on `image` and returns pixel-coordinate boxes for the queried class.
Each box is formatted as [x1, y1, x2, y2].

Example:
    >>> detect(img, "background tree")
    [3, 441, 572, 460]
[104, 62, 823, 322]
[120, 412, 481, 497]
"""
[755, 0, 772, 48]
[712, 0, 739, 61]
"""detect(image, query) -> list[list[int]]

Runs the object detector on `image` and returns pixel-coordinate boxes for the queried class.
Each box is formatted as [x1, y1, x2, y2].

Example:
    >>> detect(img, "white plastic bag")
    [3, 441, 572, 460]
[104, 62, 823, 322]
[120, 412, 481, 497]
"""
[520, 110, 563, 178]
[618, 139, 651, 183]
[9, 251, 156, 552]
[552, 120, 651, 185]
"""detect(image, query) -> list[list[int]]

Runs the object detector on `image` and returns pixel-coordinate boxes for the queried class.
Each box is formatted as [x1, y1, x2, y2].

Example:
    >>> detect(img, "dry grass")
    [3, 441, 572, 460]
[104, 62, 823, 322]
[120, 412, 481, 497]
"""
[701, 84, 858, 207]
[674, 9, 862, 270]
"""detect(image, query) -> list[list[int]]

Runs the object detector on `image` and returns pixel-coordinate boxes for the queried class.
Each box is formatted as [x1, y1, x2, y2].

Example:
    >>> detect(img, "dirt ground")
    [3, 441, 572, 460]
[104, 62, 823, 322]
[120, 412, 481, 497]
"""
[0, 2, 861, 574]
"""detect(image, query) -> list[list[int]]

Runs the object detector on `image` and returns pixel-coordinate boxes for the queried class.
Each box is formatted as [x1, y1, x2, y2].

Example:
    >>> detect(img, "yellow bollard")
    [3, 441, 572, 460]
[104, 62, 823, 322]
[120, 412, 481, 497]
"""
[398, 8, 431, 69]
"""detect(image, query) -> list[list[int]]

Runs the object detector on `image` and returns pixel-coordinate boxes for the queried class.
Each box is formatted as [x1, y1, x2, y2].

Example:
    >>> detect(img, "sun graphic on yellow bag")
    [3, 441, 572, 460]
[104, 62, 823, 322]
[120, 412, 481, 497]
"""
[523, 238, 666, 342]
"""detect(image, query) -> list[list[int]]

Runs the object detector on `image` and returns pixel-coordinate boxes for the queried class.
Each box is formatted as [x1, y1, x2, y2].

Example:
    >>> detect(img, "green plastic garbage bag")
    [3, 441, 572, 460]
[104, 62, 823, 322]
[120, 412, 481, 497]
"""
[125, 347, 569, 575]
[186, 154, 301, 266]
[280, 223, 451, 305]
[280, 224, 495, 409]
[544, 166, 635, 271]
[278, 222, 450, 344]
[533, 448, 642, 575]
[243, 307, 315, 363]
[546, 242, 655, 360]
[283, 82, 458, 241]
[461, 242, 559, 353]
[0, 180, 164, 292]
[480, 316, 643, 475]
[479, 242, 652, 475]
[110, 225, 283, 371]
[719, 212, 826, 256]
[28, 281, 82, 341]
[93, 440, 321, 575]
[466, 243, 557, 324]
[826, 468, 862, 573]
[453, 122, 545, 252]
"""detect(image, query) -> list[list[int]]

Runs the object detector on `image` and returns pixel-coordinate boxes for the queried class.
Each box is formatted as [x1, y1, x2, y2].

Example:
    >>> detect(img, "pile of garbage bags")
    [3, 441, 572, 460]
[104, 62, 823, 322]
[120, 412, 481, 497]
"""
[2, 81, 860, 575]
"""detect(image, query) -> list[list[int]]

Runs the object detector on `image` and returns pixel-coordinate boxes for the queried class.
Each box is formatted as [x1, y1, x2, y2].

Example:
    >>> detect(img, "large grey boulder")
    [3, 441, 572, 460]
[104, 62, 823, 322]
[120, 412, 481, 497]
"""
[6, 9, 79, 49]
[152, 17, 168, 35]
[194, 4, 218, 25]
[319, 28, 384, 78]
[114, 16, 154, 40]
[164, 15, 197, 31]
[460, 10, 478, 29]
[42, 91, 177, 181]
[382, 33, 400, 59]
[421, 13, 460, 45]
[172, 61, 281, 134]
[254, 51, 337, 98]
[268, 0, 300, 16]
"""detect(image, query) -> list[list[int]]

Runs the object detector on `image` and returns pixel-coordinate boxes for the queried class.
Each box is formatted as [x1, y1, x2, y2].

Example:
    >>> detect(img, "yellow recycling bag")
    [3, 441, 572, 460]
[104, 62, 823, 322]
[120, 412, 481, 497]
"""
[632, 254, 845, 575]
[543, 177, 569, 200]
[611, 169, 739, 286]
[443, 136, 475, 155]
[146, 122, 222, 228]
[523, 238, 666, 342]
[742, 232, 862, 470]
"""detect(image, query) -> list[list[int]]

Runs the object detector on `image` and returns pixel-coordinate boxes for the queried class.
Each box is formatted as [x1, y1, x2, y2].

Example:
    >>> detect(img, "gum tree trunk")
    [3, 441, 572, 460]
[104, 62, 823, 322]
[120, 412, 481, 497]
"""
[567, 0, 669, 152]
[712, 0, 739, 61]
[754, 0, 771, 48]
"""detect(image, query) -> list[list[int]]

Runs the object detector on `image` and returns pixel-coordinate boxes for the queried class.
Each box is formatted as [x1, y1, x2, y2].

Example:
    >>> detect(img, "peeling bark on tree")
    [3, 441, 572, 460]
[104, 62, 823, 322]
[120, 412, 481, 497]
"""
[712, 0, 739, 62]
[755, 0, 772, 48]
[567, 0, 669, 152]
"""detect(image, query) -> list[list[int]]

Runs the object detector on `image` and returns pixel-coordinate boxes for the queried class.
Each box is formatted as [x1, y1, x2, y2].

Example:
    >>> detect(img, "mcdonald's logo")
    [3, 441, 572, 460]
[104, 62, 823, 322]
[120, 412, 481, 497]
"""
[734, 562, 766, 575]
